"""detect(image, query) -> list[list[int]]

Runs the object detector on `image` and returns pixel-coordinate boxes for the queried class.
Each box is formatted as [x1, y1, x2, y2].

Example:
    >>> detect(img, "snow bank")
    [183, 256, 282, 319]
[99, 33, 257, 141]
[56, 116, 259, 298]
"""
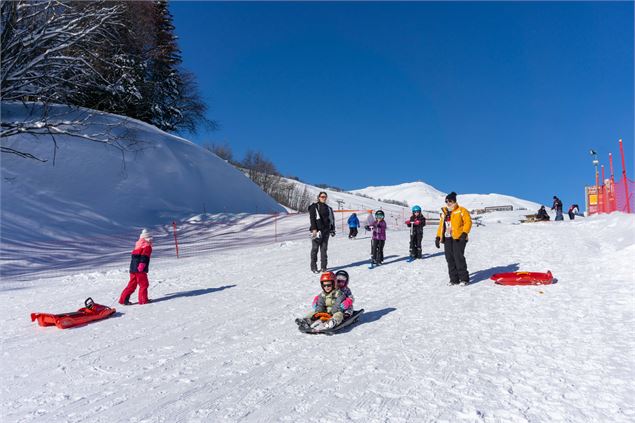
[0, 103, 284, 242]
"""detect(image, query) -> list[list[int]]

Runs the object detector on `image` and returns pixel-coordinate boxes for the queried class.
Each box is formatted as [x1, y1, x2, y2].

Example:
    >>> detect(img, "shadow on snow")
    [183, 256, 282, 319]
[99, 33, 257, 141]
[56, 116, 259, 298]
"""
[335, 307, 397, 334]
[468, 263, 520, 285]
[151, 285, 236, 303]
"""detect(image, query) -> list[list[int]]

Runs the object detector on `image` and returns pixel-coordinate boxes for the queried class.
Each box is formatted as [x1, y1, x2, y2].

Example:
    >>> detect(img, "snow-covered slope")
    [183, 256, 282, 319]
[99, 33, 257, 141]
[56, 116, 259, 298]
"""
[281, 177, 409, 214]
[1, 213, 633, 422]
[0, 103, 284, 242]
[352, 181, 446, 210]
[352, 181, 541, 212]
[275, 176, 421, 223]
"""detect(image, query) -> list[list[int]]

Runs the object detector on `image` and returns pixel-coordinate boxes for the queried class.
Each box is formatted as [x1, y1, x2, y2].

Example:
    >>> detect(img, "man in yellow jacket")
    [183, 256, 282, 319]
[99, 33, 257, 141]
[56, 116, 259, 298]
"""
[435, 192, 472, 286]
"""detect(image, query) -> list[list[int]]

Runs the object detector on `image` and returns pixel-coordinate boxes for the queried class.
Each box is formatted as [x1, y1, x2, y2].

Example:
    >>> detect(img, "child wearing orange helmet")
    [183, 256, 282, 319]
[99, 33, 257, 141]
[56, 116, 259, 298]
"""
[295, 271, 345, 331]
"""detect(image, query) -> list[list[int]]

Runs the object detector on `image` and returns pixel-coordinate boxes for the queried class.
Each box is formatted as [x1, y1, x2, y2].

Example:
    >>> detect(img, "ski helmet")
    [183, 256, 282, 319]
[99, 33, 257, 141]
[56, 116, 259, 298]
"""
[320, 271, 335, 284]
[335, 270, 349, 287]
[374, 210, 385, 218]
[412, 205, 421, 213]
[319, 271, 335, 292]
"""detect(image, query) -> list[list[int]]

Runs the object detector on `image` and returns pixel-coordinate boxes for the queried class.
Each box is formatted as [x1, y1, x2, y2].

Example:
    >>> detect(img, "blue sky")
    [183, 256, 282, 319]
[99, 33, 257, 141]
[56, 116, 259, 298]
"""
[171, 1, 633, 207]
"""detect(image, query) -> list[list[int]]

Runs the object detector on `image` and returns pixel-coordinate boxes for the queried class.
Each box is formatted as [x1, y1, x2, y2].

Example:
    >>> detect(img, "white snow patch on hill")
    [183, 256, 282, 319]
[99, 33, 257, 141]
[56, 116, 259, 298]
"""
[352, 181, 541, 212]
[0, 103, 284, 243]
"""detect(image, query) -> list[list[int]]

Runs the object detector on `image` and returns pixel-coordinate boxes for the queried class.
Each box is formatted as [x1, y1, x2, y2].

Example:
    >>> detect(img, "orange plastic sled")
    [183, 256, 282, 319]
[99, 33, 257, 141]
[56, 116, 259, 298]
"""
[491, 271, 554, 286]
[31, 298, 116, 329]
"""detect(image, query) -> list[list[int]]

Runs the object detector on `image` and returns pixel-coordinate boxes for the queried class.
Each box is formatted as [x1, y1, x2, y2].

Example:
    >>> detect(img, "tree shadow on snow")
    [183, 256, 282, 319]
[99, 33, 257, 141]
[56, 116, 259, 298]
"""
[468, 263, 520, 286]
[330, 255, 398, 272]
[151, 285, 236, 303]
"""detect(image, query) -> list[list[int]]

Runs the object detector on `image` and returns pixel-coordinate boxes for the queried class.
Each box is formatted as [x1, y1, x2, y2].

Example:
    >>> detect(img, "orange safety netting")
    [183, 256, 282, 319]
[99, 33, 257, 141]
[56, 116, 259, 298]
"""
[587, 177, 634, 215]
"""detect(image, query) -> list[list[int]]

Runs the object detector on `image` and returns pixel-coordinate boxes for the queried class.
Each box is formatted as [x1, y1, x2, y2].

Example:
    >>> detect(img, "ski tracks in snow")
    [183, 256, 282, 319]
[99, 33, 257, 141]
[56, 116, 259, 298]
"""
[1, 214, 634, 422]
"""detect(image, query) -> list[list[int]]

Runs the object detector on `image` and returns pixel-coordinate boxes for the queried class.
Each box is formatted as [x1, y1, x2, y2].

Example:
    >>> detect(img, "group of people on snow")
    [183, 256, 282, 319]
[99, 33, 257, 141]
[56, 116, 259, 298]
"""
[297, 190, 475, 331]
[115, 185, 586, 334]
[535, 196, 580, 222]
[306, 189, 474, 287]
[118, 187, 580, 323]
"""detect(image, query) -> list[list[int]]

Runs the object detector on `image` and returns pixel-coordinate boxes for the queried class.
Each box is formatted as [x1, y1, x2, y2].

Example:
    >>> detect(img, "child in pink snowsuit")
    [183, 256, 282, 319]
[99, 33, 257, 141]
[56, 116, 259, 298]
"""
[119, 229, 153, 305]
[335, 270, 355, 318]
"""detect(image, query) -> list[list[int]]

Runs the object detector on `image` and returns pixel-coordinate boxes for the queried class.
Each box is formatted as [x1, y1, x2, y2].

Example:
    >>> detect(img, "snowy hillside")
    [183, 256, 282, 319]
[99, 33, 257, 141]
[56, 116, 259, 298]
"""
[1, 212, 633, 422]
[276, 176, 421, 223]
[0, 103, 284, 242]
[280, 177, 408, 213]
[352, 181, 541, 212]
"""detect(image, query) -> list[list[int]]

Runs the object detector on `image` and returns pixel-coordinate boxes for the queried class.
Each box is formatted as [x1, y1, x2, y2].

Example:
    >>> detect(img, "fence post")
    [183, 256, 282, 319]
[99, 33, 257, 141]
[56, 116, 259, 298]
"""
[609, 153, 617, 211]
[341, 212, 344, 233]
[619, 139, 631, 213]
[172, 221, 179, 258]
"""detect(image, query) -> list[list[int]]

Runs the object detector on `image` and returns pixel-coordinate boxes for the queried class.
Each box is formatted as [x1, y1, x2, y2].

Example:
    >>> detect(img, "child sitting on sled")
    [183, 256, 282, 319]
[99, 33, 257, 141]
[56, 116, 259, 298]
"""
[119, 229, 153, 305]
[335, 270, 354, 318]
[295, 271, 345, 331]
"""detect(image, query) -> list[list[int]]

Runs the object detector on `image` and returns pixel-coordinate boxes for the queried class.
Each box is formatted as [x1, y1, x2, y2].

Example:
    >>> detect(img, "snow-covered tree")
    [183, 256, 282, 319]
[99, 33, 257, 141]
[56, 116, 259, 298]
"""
[1, 0, 212, 157]
[0, 1, 126, 104]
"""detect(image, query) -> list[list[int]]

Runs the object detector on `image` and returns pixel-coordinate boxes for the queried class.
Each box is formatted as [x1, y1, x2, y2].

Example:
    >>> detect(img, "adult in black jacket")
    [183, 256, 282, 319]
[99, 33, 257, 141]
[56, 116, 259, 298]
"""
[552, 196, 564, 221]
[308, 191, 336, 273]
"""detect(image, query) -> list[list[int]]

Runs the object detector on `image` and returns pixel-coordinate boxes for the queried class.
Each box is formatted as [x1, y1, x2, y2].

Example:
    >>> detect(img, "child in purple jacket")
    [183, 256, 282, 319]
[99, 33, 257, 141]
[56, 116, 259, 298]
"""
[369, 210, 387, 265]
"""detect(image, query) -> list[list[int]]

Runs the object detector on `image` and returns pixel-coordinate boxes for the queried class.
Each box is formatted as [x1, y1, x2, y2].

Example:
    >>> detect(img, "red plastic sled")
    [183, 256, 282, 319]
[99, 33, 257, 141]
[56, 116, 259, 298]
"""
[31, 298, 116, 329]
[491, 271, 554, 286]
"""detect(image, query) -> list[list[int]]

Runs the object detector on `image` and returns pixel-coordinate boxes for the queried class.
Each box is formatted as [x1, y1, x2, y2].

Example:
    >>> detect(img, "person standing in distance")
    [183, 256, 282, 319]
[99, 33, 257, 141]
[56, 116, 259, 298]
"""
[552, 195, 564, 221]
[435, 192, 472, 286]
[308, 191, 336, 273]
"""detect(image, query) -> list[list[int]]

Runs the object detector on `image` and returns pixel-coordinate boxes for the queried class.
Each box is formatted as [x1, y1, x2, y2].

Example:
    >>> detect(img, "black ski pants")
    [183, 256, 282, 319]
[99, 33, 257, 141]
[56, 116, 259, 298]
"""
[371, 239, 385, 263]
[443, 237, 468, 283]
[348, 227, 358, 238]
[409, 232, 423, 258]
[310, 232, 330, 271]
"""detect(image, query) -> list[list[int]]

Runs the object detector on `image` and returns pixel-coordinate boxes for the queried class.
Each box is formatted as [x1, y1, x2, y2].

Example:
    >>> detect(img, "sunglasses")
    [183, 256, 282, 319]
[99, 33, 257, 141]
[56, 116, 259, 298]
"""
[319, 195, 327, 199]
[445, 200, 455, 204]
[336, 278, 348, 286]
[322, 283, 333, 288]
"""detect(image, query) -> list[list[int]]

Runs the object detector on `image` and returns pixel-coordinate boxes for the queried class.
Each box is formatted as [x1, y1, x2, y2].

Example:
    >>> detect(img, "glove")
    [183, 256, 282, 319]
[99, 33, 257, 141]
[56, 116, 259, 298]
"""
[311, 295, 319, 310]
[414, 220, 420, 225]
[364, 226, 371, 231]
[459, 232, 468, 242]
[405, 220, 411, 225]
[137, 262, 146, 272]
[342, 298, 353, 310]
[435, 237, 440, 249]
[330, 231, 336, 237]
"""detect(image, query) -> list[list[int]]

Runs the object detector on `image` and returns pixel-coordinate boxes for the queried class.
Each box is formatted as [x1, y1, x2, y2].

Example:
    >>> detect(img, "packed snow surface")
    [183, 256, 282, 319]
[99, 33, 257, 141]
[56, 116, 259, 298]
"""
[1, 213, 634, 422]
